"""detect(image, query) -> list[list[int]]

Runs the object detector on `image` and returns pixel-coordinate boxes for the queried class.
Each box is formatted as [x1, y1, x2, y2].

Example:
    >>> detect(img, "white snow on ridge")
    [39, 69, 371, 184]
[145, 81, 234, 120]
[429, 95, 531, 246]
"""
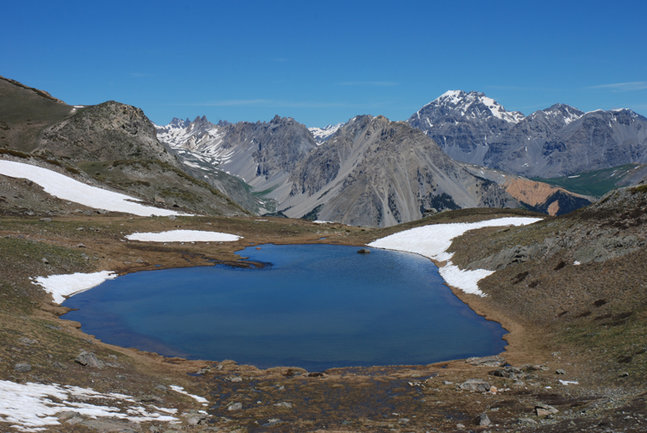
[424, 90, 524, 124]
[32, 271, 117, 304]
[309, 123, 342, 143]
[368, 217, 541, 296]
[0, 160, 186, 217]
[126, 230, 241, 243]
[0, 380, 178, 432]
[169, 385, 209, 405]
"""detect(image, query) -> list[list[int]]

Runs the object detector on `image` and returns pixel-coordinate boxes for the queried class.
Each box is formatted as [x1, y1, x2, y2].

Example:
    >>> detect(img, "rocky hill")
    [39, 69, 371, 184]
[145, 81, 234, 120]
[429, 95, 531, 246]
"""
[409, 90, 647, 177]
[0, 76, 253, 217]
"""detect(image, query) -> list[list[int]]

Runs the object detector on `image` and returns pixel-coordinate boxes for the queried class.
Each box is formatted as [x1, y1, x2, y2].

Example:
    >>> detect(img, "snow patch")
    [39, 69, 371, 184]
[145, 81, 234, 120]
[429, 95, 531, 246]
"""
[32, 271, 117, 304]
[309, 123, 342, 143]
[368, 217, 541, 296]
[125, 230, 241, 243]
[169, 385, 208, 406]
[559, 380, 579, 385]
[0, 160, 186, 217]
[0, 380, 178, 432]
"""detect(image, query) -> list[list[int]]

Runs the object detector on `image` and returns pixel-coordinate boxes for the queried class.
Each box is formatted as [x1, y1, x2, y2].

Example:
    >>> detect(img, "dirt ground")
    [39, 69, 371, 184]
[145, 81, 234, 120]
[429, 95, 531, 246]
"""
[1, 210, 645, 432]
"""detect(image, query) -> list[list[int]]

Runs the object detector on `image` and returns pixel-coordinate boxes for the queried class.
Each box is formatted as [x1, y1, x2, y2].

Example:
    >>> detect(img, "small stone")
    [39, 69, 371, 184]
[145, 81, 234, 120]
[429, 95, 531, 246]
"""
[14, 362, 32, 372]
[184, 412, 207, 426]
[227, 402, 242, 411]
[41, 257, 49, 264]
[456, 423, 465, 429]
[555, 369, 566, 375]
[357, 248, 371, 254]
[466, 355, 505, 367]
[77, 243, 86, 248]
[227, 376, 243, 382]
[138, 394, 163, 404]
[264, 418, 282, 426]
[535, 404, 559, 417]
[518, 417, 537, 425]
[18, 337, 37, 346]
[57, 411, 80, 421]
[459, 378, 491, 393]
[619, 372, 630, 377]
[40, 217, 52, 223]
[273, 401, 293, 409]
[490, 366, 523, 379]
[475, 413, 491, 427]
[74, 351, 104, 368]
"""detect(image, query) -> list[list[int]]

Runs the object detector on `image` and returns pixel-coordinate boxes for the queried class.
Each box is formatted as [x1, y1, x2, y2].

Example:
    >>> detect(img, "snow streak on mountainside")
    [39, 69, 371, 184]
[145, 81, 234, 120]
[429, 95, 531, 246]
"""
[408, 91, 647, 177]
[308, 123, 343, 144]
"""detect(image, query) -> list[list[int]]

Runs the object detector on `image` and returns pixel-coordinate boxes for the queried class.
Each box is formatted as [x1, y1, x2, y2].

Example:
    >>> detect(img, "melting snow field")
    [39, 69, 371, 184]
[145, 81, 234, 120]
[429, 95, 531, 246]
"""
[0, 160, 186, 217]
[32, 271, 118, 304]
[368, 217, 541, 296]
[125, 230, 241, 242]
[0, 380, 181, 432]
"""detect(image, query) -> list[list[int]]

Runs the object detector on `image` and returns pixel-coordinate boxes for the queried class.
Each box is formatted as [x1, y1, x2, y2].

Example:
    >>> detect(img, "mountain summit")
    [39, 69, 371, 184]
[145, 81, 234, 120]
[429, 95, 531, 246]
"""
[408, 91, 647, 177]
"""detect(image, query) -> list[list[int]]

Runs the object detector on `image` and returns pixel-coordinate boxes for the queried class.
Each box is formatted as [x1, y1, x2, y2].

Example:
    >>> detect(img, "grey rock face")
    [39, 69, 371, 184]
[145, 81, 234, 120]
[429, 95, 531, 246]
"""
[409, 91, 647, 177]
[284, 115, 517, 227]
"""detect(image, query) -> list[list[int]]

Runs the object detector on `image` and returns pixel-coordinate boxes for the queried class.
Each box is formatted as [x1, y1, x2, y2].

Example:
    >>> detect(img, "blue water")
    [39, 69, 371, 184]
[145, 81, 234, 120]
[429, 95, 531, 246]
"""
[62, 244, 506, 370]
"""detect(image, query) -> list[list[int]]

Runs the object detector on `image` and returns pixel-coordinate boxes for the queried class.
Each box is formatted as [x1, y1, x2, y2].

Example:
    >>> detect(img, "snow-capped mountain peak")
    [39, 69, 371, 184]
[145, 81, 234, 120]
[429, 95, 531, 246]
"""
[423, 90, 524, 124]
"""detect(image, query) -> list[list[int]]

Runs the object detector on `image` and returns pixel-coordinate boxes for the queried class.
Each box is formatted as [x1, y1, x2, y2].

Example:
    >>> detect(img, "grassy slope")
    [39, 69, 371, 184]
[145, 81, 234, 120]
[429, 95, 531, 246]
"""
[533, 163, 643, 197]
[449, 186, 647, 390]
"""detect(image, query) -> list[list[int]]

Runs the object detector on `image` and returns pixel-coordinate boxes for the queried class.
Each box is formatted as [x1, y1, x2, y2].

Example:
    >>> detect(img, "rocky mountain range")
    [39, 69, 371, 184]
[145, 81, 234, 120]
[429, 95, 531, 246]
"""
[408, 90, 647, 177]
[158, 114, 592, 226]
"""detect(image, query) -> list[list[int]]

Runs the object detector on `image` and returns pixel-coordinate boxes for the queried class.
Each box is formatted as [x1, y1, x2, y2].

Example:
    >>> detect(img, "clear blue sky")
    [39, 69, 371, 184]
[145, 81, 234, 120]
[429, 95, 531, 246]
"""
[2, 0, 646, 127]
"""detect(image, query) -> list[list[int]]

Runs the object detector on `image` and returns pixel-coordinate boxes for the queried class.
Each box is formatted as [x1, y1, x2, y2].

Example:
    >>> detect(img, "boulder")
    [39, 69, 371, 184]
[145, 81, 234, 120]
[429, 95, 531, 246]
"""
[459, 379, 491, 393]
[535, 404, 559, 417]
[74, 351, 104, 368]
[475, 413, 491, 427]
[14, 362, 32, 372]
[465, 355, 505, 367]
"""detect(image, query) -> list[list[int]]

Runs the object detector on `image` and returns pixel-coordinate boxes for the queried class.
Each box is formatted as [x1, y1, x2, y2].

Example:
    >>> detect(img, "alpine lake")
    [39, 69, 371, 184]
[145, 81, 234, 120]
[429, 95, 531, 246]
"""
[62, 244, 506, 371]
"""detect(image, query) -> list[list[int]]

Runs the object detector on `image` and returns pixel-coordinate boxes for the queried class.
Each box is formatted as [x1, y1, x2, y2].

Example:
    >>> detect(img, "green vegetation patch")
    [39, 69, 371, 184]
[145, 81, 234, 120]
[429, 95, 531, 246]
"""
[533, 164, 638, 197]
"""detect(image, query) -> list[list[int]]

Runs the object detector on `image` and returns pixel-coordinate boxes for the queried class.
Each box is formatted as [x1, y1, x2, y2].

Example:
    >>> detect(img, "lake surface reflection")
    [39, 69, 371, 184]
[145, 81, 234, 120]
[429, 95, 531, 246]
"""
[62, 244, 506, 370]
